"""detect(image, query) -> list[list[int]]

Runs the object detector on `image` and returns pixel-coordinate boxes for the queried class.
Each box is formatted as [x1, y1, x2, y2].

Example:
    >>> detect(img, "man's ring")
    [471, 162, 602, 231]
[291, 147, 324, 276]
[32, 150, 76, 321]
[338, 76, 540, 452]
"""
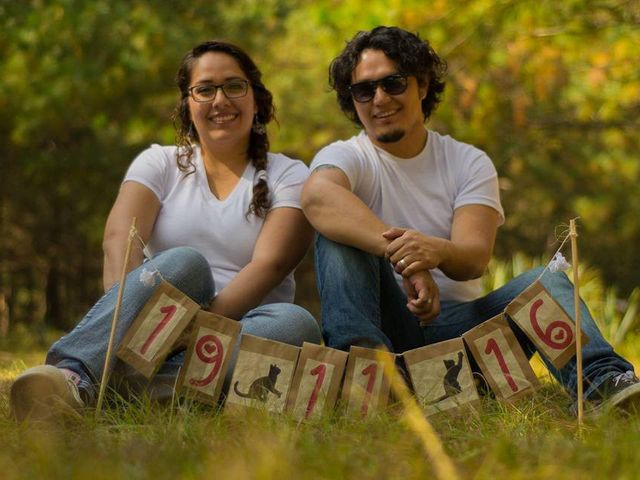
[399, 258, 406, 268]
[426, 297, 433, 305]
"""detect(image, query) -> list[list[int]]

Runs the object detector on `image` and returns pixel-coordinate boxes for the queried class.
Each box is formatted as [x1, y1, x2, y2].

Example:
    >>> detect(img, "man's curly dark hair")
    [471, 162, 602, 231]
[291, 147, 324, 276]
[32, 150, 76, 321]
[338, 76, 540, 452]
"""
[329, 26, 447, 126]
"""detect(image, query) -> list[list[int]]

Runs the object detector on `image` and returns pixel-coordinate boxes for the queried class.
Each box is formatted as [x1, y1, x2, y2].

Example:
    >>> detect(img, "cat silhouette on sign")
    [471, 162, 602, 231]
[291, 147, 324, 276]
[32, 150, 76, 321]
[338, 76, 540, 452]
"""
[233, 363, 282, 402]
[427, 351, 464, 405]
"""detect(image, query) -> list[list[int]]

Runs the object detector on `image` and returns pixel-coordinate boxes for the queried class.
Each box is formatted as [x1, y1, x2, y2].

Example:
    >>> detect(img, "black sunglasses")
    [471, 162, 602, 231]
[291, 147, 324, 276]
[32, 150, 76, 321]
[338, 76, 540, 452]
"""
[349, 74, 409, 103]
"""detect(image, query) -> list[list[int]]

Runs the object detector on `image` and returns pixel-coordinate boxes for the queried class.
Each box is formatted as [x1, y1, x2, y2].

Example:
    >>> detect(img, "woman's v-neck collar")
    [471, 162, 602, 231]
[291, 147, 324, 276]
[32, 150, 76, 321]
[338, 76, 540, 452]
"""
[195, 147, 254, 204]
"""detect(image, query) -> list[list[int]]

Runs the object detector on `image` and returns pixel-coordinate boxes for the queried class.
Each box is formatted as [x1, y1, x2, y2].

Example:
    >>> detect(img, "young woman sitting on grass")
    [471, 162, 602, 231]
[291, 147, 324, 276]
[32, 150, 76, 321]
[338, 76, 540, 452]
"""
[10, 40, 321, 422]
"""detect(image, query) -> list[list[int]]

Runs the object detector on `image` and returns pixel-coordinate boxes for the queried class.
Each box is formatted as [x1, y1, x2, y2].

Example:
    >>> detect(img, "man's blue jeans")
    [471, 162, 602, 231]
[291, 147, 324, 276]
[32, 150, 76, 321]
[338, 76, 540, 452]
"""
[46, 247, 321, 400]
[315, 235, 634, 401]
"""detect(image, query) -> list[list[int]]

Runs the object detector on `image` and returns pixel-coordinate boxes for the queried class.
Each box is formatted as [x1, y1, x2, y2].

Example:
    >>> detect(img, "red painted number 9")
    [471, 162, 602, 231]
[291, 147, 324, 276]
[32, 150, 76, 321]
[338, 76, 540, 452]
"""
[189, 334, 223, 387]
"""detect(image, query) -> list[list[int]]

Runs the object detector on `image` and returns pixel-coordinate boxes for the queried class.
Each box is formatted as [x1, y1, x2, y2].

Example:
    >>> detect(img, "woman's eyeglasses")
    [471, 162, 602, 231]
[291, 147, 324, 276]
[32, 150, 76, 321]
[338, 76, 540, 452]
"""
[349, 74, 409, 103]
[189, 79, 249, 103]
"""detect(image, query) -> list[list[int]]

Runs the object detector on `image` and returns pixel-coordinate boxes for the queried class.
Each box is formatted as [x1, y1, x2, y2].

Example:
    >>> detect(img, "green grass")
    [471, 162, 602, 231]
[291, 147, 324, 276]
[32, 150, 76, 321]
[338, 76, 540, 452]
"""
[2, 257, 640, 479]
[2, 347, 640, 479]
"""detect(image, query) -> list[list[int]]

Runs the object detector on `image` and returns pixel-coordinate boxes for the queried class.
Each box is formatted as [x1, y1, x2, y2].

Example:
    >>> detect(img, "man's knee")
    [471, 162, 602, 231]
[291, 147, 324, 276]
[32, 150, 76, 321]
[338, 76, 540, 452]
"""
[503, 266, 546, 296]
[315, 234, 358, 261]
[315, 234, 378, 283]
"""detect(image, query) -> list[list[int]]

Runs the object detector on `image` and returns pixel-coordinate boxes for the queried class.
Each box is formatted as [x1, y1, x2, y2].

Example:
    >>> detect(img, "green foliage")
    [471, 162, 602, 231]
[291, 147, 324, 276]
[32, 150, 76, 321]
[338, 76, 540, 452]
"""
[2, 0, 639, 331]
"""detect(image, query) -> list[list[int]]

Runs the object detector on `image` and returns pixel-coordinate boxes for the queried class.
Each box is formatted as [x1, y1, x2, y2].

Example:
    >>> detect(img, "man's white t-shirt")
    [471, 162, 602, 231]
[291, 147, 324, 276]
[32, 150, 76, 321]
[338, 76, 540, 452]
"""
[124, 144, 308, 304]
[310, 130, 504, 302]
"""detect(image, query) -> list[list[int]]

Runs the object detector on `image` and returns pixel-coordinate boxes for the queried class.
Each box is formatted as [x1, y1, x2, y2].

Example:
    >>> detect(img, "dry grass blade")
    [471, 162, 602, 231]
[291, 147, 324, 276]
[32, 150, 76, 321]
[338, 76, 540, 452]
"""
[613, 288, 640, 347]
[376, 350, 461, 480]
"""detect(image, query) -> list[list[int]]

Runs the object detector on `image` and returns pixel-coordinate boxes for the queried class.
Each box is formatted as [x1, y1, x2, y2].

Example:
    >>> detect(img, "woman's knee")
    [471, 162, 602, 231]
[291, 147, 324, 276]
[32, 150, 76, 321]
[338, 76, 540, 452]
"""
[153, 246, 206, 272]
[152, 247, 215, 304]
[286, 304, 322, 343]
[246, 303, 322, 345]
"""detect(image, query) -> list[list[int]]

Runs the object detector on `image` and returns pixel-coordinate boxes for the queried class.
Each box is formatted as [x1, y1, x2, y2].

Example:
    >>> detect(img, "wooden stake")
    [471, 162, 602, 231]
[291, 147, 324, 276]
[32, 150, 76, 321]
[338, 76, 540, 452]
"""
[570, 218, 584, 425]
[377, 351, 460, 480]
[95, 217, 137, 416]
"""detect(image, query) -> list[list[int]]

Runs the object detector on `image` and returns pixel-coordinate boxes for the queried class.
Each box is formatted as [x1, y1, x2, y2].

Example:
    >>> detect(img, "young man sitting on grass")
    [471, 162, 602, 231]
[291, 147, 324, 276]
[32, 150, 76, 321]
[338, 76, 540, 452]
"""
[301, 25, 640, 415]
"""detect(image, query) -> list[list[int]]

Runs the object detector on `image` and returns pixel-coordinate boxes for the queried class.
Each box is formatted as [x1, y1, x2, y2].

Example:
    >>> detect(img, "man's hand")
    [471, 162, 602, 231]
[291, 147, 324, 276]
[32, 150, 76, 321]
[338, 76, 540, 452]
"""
[383, 227, 449, 278]
[402, 269, 440, 325]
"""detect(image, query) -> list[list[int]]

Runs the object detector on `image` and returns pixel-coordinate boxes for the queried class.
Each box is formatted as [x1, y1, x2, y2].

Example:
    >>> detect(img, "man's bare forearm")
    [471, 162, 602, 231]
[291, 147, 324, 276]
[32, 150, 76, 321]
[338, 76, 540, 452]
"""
[302, 169, 389, 256]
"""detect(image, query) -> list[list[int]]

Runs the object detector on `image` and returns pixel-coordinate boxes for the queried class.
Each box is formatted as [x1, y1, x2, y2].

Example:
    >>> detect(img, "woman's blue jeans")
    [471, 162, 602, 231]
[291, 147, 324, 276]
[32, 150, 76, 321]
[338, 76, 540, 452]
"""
[46, 247, 321, 401]
[315, 235, 634, 401]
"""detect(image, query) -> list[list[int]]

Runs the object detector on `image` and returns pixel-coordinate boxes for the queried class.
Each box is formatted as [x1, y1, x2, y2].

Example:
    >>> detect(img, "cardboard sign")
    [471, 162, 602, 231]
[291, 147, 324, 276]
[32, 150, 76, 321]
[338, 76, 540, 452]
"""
[117, 280, 199, 378]
[285, 343, 348, 421]
[462, 314, 539, 402]
[505, 280, 589, 369]
[225, 335, 299, 414]
[176, 311, 241, 406]
[341, 346, 395, 418]
[403, 338, 479, 416]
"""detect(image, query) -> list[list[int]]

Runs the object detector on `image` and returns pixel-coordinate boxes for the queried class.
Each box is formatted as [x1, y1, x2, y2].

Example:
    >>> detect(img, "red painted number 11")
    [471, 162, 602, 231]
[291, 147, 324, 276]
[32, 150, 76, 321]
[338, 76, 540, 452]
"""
[484, 338, 518, 392]
[305, 364, 327, 419]
[140, 304, 177, 355]
[360, 363, 378, 416]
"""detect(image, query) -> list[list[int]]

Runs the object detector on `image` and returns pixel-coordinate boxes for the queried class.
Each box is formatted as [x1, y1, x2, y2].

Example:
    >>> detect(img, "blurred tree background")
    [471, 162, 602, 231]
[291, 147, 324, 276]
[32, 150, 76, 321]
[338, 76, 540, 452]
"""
[1, 0, 639, 334]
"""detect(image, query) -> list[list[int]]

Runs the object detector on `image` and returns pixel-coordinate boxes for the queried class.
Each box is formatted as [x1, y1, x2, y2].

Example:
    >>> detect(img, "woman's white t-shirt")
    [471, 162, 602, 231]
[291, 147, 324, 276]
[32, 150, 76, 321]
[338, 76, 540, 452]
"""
[124, 144, 308, 304]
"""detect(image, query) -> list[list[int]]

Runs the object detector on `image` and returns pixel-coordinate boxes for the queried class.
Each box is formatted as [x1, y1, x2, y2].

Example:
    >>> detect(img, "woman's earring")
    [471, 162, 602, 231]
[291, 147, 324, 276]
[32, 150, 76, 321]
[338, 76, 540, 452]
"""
[252, 114, 266, 135]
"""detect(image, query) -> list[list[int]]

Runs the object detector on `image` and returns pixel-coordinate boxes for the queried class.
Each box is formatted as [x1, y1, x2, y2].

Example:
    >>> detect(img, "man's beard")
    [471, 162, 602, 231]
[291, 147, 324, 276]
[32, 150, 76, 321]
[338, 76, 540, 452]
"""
[376, 129, 405, 143]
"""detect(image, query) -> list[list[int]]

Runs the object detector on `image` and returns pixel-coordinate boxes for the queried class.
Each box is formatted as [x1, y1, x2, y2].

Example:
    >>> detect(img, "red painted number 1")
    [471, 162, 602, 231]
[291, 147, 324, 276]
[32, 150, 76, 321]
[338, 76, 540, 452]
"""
[305, 363, 327, 419]
[360, 363, 378, 416]
[484, 338, 518, 392]
[140, 304, 177, 355]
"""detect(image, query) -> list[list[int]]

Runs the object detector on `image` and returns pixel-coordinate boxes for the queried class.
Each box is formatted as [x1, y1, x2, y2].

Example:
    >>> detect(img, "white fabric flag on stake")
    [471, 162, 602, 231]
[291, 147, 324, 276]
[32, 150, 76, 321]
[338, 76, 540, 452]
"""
[549, 252, 571, 273]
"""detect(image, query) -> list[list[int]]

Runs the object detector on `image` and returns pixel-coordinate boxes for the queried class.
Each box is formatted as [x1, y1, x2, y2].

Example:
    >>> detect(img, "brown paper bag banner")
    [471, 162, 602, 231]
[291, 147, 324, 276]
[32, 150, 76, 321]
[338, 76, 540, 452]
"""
[117, 280, 200, 378]
[341, 346, 395, 418]
[226, 334, 300, 414]
[285, 342, 348, 421]
[462, 314, 539, 402]
[177, 310, 242, 406]
[402, 337, 480, 416]
[505, 280, 589, 369]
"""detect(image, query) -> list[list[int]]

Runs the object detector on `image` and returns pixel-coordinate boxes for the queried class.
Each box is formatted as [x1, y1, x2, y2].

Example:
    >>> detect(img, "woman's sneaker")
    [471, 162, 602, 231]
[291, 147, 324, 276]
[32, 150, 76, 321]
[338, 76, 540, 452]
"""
[10, 365, 85, 423]
[587, 370, 640, 417]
